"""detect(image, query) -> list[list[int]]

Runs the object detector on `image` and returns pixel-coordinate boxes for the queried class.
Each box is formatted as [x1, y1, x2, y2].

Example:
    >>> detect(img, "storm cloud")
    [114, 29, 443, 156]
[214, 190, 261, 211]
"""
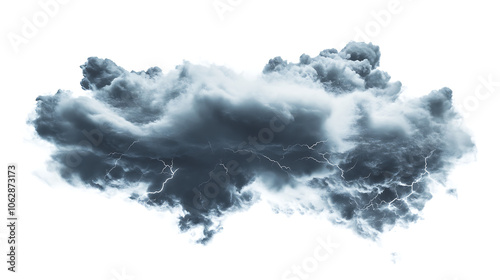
[31, 42, 474, 243]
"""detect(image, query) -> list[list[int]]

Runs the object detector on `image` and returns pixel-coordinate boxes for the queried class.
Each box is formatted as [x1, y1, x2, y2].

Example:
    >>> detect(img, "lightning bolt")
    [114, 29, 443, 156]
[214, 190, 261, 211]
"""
[219, 162, 229, 174]
[198, 161, 229, 188]
[144, 158, 179, 195]
[362, 150, 436, 210]
[299, 151, 350, 180]
[105, 141, 139, 179]
[260, 154, 292, 172]
[225, 147, 292, 174]
[283, 140, 329, 151]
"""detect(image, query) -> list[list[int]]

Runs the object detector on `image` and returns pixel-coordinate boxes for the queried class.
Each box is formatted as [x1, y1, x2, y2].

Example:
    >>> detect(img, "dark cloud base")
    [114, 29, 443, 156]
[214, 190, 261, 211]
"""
[31, 42, 474, 243]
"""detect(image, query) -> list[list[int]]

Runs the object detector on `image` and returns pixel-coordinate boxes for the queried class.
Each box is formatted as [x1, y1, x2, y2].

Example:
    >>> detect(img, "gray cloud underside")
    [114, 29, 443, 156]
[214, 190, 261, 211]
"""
[32, 42, 474, 243]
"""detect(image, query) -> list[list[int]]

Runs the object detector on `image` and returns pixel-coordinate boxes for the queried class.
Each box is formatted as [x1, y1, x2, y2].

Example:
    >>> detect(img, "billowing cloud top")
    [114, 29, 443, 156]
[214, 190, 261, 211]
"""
[32, 42, 474, 243]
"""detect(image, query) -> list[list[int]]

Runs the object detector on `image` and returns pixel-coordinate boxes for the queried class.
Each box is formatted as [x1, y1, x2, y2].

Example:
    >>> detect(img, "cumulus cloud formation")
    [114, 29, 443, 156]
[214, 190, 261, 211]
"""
[31, 42, 474, 243]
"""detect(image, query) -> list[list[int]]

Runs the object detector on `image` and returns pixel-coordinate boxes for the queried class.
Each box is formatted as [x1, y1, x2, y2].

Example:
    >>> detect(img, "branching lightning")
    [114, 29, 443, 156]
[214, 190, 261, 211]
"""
[105, 141, 139, 179]
[144, 158, 179, 195]
[362, 150, 436, 212]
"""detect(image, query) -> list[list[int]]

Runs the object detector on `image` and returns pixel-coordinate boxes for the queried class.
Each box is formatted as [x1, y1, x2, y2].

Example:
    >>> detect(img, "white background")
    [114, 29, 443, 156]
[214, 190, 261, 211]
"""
[1, 0, 499, 279]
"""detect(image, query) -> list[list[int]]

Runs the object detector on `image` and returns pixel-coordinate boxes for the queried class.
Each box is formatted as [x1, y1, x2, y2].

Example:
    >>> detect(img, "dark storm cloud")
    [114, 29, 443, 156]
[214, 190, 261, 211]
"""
[31, 42, 474, 243]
